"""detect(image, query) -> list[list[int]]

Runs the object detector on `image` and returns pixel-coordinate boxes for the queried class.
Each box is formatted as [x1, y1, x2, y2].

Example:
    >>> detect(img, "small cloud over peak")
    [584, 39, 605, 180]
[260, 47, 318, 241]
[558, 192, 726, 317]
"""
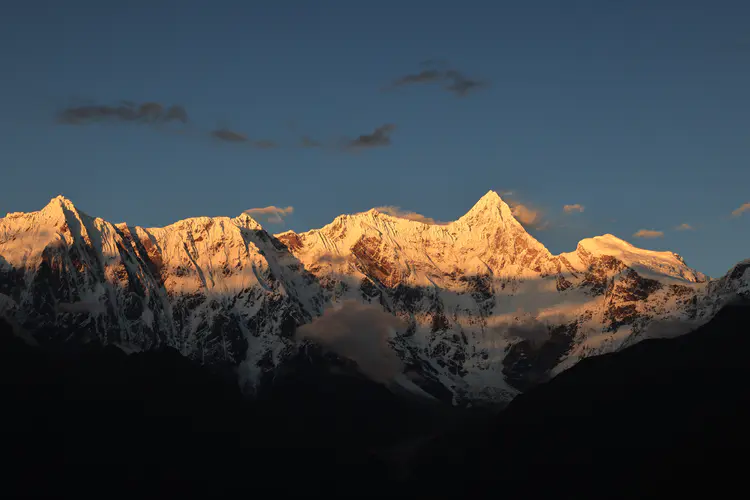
[633, 229, 664, 239]
[508, 201, 544, 229]
[675, 223, 694, 231]
[373, 206, 445, 225]
[563, 204, 585, 214]
[731, 202, 750, 217]
[243, 205, 294, 225]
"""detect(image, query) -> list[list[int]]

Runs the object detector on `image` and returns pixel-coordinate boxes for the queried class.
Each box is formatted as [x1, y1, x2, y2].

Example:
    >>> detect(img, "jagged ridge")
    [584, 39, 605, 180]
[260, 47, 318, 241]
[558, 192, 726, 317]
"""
[0, 192, 746, 403]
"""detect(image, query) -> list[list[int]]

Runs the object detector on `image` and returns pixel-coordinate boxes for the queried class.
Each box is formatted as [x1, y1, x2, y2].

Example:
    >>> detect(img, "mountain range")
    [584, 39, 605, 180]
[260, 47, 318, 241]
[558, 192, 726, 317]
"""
[1, 191, 748, 404]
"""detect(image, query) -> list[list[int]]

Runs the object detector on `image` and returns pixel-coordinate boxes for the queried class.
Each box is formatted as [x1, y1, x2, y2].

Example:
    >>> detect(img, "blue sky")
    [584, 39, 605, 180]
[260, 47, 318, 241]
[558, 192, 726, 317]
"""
[0, 0, 748, 276]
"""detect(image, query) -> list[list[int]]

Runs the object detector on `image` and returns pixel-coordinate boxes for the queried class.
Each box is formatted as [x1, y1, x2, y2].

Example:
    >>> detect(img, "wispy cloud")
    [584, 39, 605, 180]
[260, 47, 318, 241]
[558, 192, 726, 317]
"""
[211, 128, 248, 142]
[731, 202, 750, 217]
[563, 204, 585, 214]
[386, 61, 487, 97]
[374, 206, 445, 225]
[347, 124, 396, 149]
[56, 101, 189, 125]
[211, 129, 278, 148]
[443, 69, 485, 96]
[55, 100, 287, 149]
[674, 223, 693, 231]
[633, 229, 664, 239]
[244, 205, 294, 225]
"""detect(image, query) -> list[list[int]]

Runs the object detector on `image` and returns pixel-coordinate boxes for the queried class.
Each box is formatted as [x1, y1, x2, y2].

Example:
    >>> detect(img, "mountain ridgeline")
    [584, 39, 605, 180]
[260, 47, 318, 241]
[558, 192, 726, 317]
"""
[1, 192, 748, 403]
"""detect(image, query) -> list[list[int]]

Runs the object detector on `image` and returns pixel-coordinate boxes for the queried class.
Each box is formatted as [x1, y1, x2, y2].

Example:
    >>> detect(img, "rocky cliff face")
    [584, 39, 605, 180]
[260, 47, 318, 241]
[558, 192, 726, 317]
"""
[0, 192, 746, 403]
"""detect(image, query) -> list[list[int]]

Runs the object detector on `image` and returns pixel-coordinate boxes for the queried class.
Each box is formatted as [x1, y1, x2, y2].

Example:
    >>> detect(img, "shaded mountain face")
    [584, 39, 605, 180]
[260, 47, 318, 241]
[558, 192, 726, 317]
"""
[408, 300, 750, 496]
[1, 192, 748, 403]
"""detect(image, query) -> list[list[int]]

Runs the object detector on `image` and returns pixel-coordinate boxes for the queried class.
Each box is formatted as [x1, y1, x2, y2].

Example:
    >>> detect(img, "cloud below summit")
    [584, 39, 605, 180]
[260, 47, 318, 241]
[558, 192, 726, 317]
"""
[295, 300, 405, 384]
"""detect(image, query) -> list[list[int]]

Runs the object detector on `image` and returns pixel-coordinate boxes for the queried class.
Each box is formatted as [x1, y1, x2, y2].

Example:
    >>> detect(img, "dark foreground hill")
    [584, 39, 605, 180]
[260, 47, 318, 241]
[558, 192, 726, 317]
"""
[1, 300, 749, 497]
[409, 299, 750, 496]
[0, 321, 450, 496]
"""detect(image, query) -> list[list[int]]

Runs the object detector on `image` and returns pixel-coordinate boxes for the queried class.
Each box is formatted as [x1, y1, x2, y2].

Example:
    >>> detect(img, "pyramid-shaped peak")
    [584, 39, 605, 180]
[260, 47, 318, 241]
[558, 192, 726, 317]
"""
[42, 195, 77, 213]
[479, 190, 502, 202]
[459, 190, 514, 221]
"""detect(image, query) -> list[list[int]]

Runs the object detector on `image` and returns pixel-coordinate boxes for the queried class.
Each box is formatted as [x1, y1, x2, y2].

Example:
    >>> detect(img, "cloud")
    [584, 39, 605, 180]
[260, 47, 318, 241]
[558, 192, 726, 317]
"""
[243, 205, 294, 225]
[347, 124, 396, 149]
[563, 204, 585, 214]
[443, 69, 485, 96]
[674, 223, 693, 231]
[295, 300, 405, 384]
[731, 202, 750, 217]
[373, 206, 444, 225]
[57, 101, 189, 125]
[499, 314, 550, 348]
[392, 69, 445, 86]
[210, 129, 278, 148]
[387, 62, 487, 97]
[508, 202, 542, 228]
[211, 128, 248, 142]
[633, 229, 664, 239]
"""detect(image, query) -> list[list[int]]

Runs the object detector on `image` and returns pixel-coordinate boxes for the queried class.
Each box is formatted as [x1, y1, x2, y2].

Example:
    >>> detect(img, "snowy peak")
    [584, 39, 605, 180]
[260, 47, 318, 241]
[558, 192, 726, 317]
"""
[45, 195, 77, 211]
[454, 190, 518, 228]
[565, 233, 705, 283]
[232, 213, 263, 231]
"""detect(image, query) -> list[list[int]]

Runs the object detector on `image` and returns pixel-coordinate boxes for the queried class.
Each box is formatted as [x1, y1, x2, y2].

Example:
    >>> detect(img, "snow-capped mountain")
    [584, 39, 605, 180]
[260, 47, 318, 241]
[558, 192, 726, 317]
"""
[1, 192, 747, 404]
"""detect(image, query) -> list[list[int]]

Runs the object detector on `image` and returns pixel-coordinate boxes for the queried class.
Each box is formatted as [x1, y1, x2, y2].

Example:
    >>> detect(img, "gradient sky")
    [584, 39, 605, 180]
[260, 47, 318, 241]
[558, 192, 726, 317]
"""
[1, 0, 748, 276]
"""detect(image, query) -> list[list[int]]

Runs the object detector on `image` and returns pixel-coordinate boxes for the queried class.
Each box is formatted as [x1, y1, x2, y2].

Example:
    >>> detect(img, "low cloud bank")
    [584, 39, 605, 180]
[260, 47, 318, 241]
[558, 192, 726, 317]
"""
[295, 300, 405, 383]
